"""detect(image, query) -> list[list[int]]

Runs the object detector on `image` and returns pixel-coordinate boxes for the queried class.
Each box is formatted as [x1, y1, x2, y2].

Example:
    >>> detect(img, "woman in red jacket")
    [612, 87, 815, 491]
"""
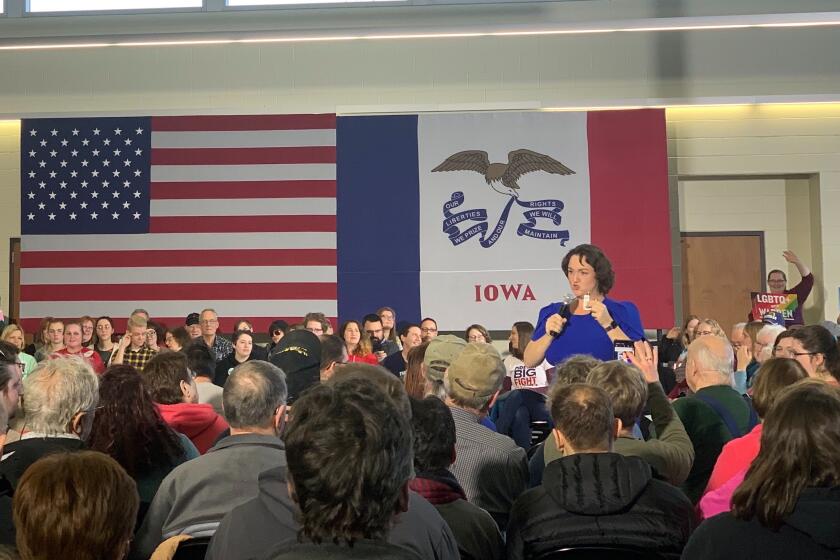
[340, 320, 378, 365]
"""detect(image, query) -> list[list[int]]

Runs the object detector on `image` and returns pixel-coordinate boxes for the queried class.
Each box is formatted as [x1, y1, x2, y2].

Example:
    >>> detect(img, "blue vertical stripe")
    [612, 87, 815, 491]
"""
[336, 115, 421, 323]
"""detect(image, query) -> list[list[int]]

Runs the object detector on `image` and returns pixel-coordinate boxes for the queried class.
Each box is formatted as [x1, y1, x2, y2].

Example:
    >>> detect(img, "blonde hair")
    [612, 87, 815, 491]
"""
[0, 324, 25, 351]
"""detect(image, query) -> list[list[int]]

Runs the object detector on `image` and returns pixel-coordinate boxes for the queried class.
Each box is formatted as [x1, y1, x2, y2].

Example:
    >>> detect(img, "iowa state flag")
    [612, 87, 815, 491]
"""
[337, 109, 673, 330]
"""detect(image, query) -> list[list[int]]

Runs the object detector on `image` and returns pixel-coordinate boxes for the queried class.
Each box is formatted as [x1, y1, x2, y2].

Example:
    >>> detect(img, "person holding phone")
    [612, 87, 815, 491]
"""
[524, 244, 644, 366]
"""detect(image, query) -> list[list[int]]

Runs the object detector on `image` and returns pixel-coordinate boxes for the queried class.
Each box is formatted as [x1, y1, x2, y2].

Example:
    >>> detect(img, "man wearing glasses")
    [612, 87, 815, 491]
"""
[199, 309, 233, 364]
[420, 317, 439, 343]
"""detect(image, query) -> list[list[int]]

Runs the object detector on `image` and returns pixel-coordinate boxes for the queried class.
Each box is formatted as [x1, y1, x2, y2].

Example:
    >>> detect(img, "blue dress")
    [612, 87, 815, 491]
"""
[532, 297, 644, 365]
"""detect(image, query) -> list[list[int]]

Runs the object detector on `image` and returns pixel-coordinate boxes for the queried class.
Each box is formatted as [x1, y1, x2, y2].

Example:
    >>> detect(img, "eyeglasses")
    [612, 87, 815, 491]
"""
[199, 319, 218, 325]
[468, 336, 485, 342]
[273, 330, 284, 336]
[784, 351, 819, 358]
[421, 327, 438, 334]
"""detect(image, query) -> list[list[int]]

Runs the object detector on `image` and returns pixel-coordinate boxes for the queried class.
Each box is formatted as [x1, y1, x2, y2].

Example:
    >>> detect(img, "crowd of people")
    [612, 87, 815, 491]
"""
[0, 242, 838, 559]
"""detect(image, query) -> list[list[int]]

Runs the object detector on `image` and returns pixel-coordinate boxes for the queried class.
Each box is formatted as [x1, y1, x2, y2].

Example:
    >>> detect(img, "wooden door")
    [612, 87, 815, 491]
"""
[681, 233, 764, 335]
[9, 238, 20, 324]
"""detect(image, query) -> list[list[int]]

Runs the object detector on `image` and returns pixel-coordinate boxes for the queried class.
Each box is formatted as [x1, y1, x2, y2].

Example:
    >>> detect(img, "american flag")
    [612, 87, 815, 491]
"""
[19, 114, 337, 333]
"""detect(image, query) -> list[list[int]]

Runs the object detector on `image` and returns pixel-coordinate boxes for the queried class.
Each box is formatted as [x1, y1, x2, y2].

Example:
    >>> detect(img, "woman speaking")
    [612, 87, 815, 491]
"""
[524, 244, 644, 366]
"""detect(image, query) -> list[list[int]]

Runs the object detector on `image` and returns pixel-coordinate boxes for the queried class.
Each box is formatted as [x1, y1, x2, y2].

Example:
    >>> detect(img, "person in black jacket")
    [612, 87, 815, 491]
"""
[683, 380, 840, 560]
[507, 383, 696, 560]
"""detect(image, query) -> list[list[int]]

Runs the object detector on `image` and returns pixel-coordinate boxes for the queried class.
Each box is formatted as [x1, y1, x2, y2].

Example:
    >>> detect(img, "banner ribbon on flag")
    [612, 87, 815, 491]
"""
[442, 192, 568, 247]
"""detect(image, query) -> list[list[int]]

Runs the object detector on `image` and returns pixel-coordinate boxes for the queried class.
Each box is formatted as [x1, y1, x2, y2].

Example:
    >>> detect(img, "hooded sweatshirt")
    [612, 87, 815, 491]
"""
[156, 402, 228, 454]
[684, 487, 840, 560]
[507, 452, 697, 560]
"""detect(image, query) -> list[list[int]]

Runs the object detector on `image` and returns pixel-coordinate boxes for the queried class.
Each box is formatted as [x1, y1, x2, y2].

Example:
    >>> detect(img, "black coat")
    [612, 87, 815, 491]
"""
[682, 487, 840, 560]
[507, 452, 697, 560]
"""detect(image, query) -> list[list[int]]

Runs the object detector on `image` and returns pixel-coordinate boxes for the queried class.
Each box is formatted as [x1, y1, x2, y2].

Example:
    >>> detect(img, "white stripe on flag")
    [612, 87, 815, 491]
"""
[150, 164, 336, 182]
[20, 300, 338, 319]
[21, 266, 337, 285]
[151, 130, 336, 149]
[150, 198, 336, 217]
[21, 232, 337, 251]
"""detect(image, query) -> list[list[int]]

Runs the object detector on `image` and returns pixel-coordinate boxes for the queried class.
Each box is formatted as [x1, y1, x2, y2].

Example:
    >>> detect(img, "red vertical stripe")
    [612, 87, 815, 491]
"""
[587, 109, 673, 328]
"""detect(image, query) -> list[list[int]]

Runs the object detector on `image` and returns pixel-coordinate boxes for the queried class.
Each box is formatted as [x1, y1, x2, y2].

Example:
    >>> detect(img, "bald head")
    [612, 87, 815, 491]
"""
[686, 336, 734, 391]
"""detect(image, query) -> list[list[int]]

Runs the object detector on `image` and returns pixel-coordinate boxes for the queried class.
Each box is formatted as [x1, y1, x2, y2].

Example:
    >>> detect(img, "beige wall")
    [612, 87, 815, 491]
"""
[0, 121, 21, 318]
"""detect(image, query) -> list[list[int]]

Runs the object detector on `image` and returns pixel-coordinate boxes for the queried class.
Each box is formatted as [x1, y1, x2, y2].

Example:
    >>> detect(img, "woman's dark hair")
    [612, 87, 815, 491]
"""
[465, 324, 492, 344]
[34, 316, 54, 346]
[339, 320, 372, 357]
[232, 319, 253, 334]
[732, 380, 840, 529]
[750, 357, 809, 418]
[404, 341, 430, 399]
[561, 244, 614, 295]
[510, 321, 534, 360]
[142, 352, 192, 405]
[232, 329, 254, 346]
[789, 325, 840, 381]
[13, 451, 139, 560]
[773, 329, 794, 351]
[681, 314, 700, 347]
[285, 377, 412, 545]
[92, 316, 115, 350]
[377, 306, 399, 344]
[88, 365, 186, 477]
[169, 327, 191, 350]
[147, 320, 167, 346]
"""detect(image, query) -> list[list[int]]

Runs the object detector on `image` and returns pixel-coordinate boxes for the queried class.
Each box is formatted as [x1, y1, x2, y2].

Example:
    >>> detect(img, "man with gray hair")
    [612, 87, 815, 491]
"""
[132, 360, 288, 559]
[0, 356, 99, 490]
[673, 336, 758, 504]
[445, 342, 528, 530]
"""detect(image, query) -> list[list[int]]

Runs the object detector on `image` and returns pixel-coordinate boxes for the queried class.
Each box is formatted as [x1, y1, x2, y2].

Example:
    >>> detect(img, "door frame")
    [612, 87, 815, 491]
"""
[9, 237, 20, 323]
[680, 230, 767, 293]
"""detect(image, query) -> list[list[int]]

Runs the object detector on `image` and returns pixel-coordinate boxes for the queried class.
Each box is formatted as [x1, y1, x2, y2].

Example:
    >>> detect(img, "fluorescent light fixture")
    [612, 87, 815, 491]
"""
[28, 0, 201, 12]
[228, 0, 402, 4]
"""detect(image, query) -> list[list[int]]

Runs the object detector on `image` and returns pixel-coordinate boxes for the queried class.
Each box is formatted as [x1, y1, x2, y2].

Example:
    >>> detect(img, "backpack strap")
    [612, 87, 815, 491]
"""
[694, 392, 745, 438]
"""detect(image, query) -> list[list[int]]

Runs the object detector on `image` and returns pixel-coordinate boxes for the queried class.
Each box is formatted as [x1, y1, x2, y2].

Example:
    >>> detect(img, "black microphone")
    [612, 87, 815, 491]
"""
[549, 299, 572, 338]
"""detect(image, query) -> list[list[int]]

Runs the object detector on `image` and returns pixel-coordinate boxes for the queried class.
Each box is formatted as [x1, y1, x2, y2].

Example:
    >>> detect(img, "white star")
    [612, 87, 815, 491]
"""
[133, 169, 141, 177]
[102, 180, 109, 187]
[59, 202, 67, 210]
[28, 150, 36, 157]
[38, 161, 46, 168]
[27, 192, 35, 199]
[27, 213, 35, 221]
[91, 170, 99, 178]
[103, 138, 111, 146]
[135, 127, 143, 135]
[29, 129, 37, 136]
[81, 159, 89, 167]
[92, 128, 100, 136]
[112, 212, 120, 220]
[81, 138, 90, 146]
[80, 180, 88, 188]
[49, 150, 57, 157]
[133, 212, 141, 220]
[90, 212, 98, 220]
[133, 191, 141, 198]
[112, 191, 120, 198]
[48, 192, 56, 199]
[60, 139, 68, 147]
[28, 171, 36, 179]
[49, 171, 57, 178]
[91, 191, 99, 199]
[124, 138, 132, 146]
[38, 181, 46, 189]
[134, 149, 142, 156]
[122, 201, 130, 209]
[80, 202, 88, 209]
[102, 159, 110, 167]
[69, 212, 77, 220]
[101, 201, 109, 209]
[123, 180, 130, 188]
[59, 181, 67, 189]
[70, 191, 78, 199]
[92, 149, 100, 157]
[71, 128, 79, 136]
[70, 170, 78, 178]
[59, 160, 68, 168]
[114, 128, 122, 135]
[113, 149, 121, 156]
[37, 202, 45, 210]
[123, 159, 132, 167]
[50, 129, 58, 136]
[39, 139, 47, 147]
[71, 149, 78, 157]
[112, 170, 120, 177]
[48, 213, 56, 221]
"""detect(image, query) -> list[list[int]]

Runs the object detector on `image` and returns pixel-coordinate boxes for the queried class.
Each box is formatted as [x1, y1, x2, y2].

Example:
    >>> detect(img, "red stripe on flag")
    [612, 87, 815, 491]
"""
[20, 249, 336, 268]
[151, 146, 336, 166]
[19, 317, 337, 334]
[149, 215, 336, 233]
[152, 114, 336, 131]
[587, 109, 673, 328]
[150, 181, 336, 200]
[21, 283, 337, 302]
